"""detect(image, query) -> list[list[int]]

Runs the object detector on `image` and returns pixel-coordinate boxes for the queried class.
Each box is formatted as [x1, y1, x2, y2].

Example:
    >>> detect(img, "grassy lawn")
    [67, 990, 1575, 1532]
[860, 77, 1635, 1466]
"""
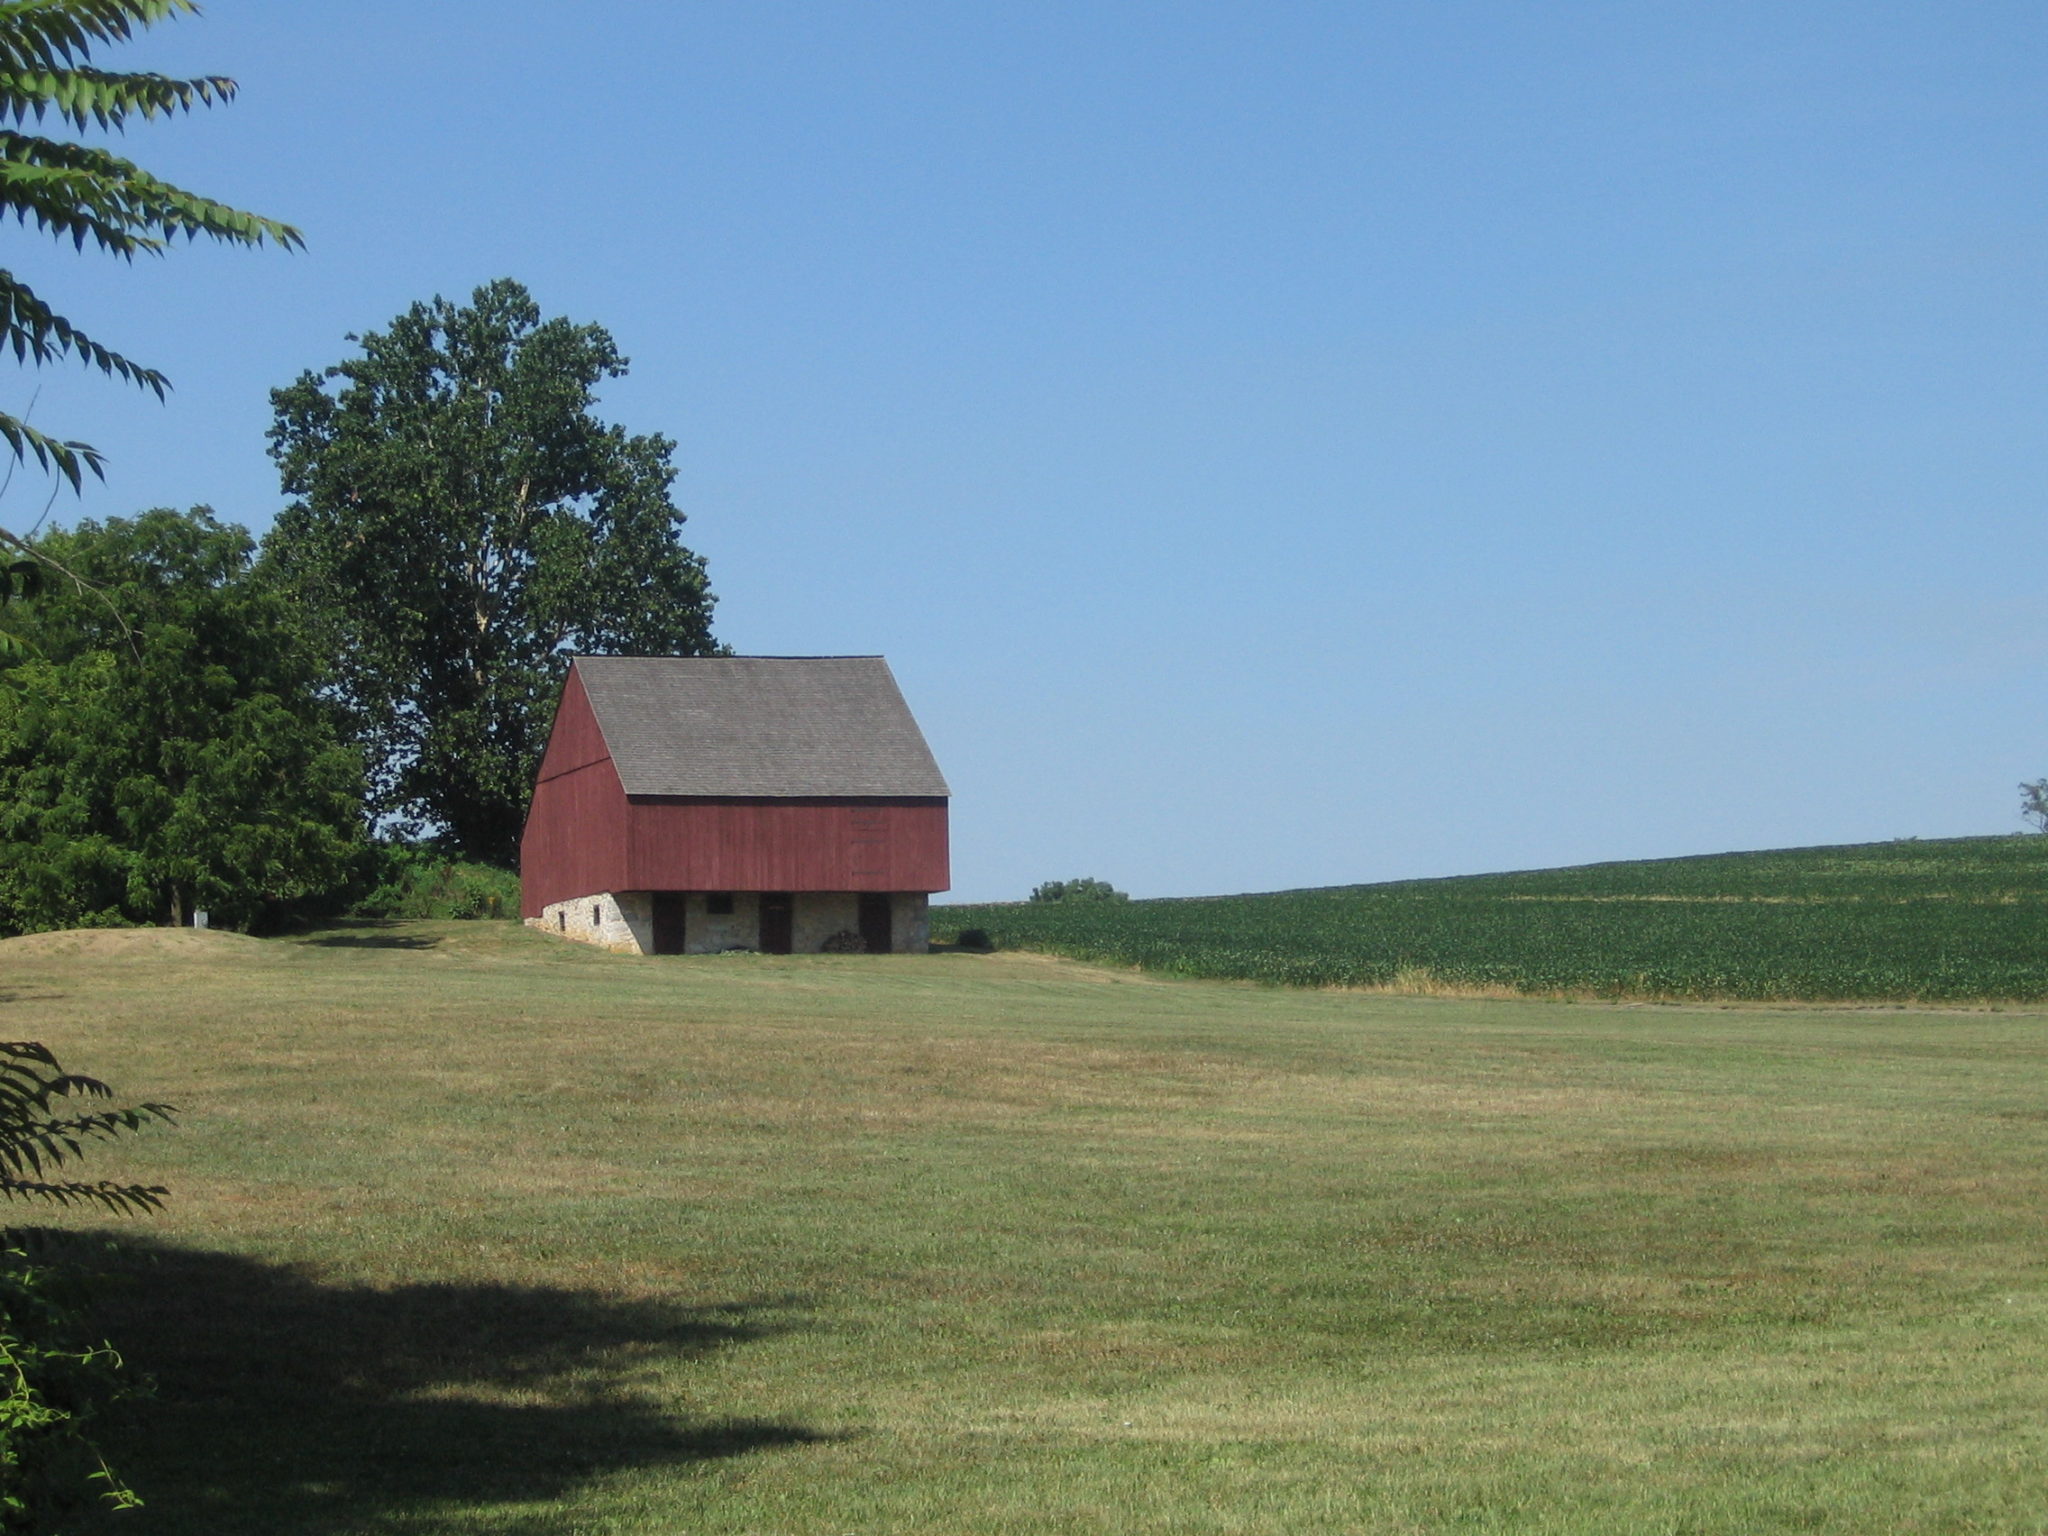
[9, 920, 2046, 1533]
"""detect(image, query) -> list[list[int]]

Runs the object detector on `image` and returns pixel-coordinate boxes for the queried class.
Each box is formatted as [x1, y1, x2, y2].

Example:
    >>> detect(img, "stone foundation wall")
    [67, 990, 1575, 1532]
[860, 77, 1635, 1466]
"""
[527, 892, 652, 954]
[892, 892, 930, 953]
[528, 891, 933, 955]
[792, 892, 860, 953]
[683, 891, 759, 953]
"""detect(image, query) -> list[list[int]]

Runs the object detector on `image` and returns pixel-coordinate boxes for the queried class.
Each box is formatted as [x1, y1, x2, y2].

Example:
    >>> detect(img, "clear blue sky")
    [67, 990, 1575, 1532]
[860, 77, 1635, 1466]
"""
[9, 2, 2045, 901]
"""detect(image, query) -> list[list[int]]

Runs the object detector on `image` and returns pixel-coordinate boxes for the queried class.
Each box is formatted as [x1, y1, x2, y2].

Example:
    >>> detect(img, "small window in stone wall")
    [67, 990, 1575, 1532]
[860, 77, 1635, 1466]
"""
[557, 911, 565, 932]
[707, 893, 735, 916]
[591, 903, 601, 927]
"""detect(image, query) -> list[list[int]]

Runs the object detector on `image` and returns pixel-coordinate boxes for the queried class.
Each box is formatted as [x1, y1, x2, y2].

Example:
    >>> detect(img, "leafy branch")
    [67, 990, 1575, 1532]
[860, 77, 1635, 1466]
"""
[0, 0, 301, 489]
[0, 1041, 172, 1224]
[0, 1034, 167, 1527]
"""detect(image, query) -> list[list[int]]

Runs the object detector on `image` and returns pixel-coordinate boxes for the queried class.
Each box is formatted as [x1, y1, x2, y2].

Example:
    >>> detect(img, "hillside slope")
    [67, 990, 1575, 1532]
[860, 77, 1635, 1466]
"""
[936, 836, 2048, 1001]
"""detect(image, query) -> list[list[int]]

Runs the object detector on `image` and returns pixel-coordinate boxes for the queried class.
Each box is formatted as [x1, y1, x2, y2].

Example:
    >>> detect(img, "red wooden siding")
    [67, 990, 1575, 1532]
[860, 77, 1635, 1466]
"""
[520, 670, 633, 916]
[520, 666, 950, 916]
[624, 797, 949, 894]
[532, 666, 611, 784]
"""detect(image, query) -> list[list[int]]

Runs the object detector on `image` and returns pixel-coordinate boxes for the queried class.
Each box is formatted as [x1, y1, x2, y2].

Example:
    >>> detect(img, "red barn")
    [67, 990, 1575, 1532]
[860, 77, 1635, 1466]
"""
[519, 655, 950, 954]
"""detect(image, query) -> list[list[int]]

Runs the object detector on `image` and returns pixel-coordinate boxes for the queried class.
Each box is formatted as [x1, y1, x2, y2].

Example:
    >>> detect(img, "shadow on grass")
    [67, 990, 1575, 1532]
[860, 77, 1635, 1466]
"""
[59, 1234, 829, 1535]
[299, 927, 444, 951]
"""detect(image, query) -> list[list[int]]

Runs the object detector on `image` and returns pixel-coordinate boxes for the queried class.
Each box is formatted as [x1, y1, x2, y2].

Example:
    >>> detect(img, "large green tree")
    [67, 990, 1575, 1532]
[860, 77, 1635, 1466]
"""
[265, 278, 720, 865]
[0, 0, 300, 493]
[0, 507, 364, 932]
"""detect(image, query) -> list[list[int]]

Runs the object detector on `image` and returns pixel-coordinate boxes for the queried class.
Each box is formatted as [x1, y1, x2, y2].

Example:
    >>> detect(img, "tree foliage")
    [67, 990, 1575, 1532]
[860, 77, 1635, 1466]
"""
[351, 847, 518, 921]
[1, 1042, 170, 1220]
[1028, 877, 1128, 904]
[0, 0, 301, 490]
[0, 507, 365, 932]
[0, 555, 37, 657]
[264, 278, 721, 865]
[1, 1041, 170, 1530]
[0, 1252, 140, 1528]
[2021, 780, 2048, 834]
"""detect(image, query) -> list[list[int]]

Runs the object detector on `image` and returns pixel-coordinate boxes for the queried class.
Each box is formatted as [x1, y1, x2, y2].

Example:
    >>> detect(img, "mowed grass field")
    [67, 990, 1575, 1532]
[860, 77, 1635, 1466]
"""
[937, 836, 2048, 1001]
[10, 921, 2048, 1533]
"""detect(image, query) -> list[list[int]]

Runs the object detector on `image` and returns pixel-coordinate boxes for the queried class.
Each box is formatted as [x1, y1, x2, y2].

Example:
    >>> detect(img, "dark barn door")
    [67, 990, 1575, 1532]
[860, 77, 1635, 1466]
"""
[651, 893, 687, 955]
[759, 893, 793, 955]
[858, 893, 893, 954]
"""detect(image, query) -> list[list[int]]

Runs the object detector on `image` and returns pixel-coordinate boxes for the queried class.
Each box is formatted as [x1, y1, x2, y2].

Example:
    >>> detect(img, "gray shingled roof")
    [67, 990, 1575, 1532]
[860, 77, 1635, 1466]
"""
[573, 656, 950, 798]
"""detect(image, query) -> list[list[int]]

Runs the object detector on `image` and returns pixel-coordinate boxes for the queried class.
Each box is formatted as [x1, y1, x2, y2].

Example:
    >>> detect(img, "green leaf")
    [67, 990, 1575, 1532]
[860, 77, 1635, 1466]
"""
[0, 0, 298, 484]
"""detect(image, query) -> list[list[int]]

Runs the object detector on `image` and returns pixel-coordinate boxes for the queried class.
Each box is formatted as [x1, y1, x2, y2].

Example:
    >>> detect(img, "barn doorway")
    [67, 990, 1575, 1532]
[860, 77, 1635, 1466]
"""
[759, 892, 793, 954]
[651, 893, 687, 955]
[858, 893, 892, 954]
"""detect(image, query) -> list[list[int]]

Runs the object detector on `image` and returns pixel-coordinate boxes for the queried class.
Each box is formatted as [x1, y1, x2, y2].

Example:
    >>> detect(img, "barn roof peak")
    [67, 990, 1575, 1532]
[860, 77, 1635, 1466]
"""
[568, 654, 949, 799]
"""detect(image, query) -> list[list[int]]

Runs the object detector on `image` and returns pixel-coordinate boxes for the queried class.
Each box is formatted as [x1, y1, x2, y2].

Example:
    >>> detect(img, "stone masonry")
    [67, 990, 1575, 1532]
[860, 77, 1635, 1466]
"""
[528, 891, 929, 955]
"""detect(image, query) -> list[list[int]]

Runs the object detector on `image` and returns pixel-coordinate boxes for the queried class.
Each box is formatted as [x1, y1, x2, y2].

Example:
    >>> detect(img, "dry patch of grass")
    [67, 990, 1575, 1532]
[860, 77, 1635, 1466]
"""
[0, 925, 274, 961]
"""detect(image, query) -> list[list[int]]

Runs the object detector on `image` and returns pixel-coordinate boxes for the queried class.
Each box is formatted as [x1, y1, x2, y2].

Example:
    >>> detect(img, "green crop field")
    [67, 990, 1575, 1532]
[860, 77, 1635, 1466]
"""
[937, 835, 2048, 1001]
[9, 921, 2048, 1533]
